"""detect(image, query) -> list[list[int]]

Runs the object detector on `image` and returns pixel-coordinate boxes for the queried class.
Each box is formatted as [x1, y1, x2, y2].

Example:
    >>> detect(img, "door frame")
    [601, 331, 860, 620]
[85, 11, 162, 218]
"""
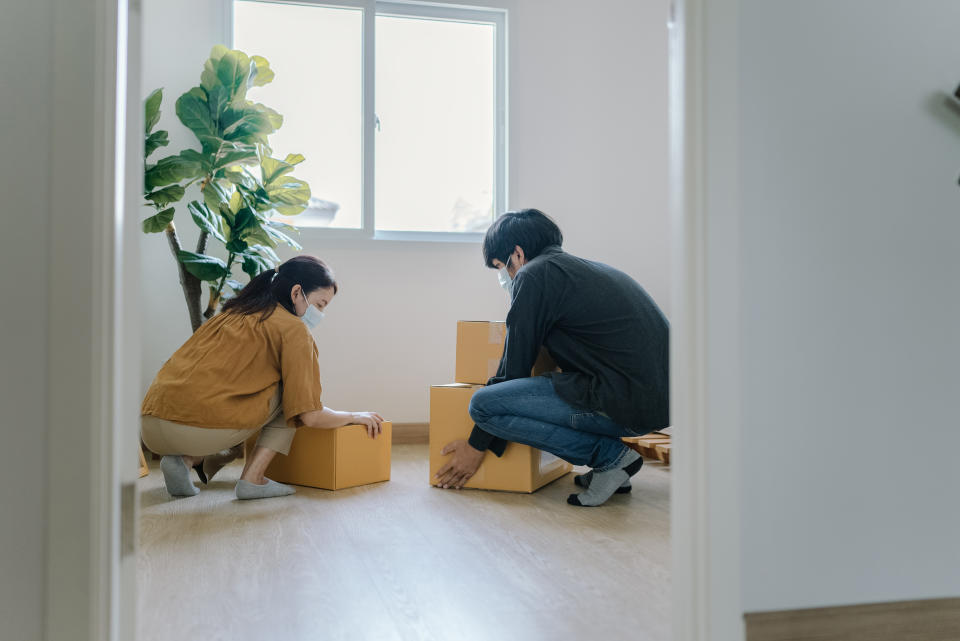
[670, 0, 745, 639]
[45, 1, 141, 639]
[68, 0, 749, 638]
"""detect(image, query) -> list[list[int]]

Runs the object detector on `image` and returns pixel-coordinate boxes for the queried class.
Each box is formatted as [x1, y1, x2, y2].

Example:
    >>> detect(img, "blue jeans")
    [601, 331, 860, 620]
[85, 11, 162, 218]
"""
[468, 376, 637, 471]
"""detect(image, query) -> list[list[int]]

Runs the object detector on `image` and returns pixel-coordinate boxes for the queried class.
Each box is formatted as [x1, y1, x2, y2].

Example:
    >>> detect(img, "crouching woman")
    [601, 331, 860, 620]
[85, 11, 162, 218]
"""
[141, 255, 383, 500]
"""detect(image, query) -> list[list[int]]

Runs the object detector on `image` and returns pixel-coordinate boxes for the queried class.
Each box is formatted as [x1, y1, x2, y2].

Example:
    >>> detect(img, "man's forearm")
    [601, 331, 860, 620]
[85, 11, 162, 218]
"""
[468, 425, 507, 457]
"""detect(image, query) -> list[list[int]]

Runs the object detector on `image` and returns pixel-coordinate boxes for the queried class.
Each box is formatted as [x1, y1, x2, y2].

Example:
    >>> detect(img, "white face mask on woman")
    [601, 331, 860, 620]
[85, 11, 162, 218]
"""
[299, 290, 325, 329]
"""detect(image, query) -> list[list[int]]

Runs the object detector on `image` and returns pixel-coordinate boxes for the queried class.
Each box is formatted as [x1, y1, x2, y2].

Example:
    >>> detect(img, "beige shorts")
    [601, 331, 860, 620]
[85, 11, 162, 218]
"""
[141, 389, 297, 457]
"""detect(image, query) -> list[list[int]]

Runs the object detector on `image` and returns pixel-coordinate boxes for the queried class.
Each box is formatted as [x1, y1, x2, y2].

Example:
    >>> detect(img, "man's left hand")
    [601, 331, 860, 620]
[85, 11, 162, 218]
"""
[434, 440, 485, 489]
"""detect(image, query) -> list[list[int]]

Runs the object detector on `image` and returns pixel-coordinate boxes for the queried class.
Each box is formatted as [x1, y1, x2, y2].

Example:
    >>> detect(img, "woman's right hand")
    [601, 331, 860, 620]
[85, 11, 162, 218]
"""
[351, 411, 385, 438]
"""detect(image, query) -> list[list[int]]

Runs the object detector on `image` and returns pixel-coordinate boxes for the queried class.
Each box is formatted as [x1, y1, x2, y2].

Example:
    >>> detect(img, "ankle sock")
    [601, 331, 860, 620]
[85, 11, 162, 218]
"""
[573, 470, 633, 493]
[567, 449, 643, 507]
[160, 456, 200, 497]
[235, 478, 295, 500]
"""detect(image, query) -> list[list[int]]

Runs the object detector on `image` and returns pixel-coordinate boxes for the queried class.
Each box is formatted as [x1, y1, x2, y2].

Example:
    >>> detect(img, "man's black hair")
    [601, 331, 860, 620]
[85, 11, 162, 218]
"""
[482, 208, 563, 268]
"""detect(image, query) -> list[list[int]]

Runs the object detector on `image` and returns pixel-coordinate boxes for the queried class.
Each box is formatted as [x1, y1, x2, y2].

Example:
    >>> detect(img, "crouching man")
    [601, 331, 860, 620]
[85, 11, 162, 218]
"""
[433, 209, 669, 506]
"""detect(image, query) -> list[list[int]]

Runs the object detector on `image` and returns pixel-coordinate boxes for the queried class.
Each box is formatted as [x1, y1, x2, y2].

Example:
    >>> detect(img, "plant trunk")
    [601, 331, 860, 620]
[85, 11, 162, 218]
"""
[165, 222, 204, 332]
[204, 252, 236, 321]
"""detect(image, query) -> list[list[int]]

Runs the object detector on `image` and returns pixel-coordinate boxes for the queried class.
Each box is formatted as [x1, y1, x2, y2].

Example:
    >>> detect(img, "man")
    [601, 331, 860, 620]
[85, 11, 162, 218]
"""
[433, 209, 669, 506]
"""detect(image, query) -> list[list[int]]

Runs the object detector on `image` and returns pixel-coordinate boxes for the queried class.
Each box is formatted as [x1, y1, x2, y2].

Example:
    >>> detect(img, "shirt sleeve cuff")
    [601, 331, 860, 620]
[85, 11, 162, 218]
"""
[468, 425, 507, 457]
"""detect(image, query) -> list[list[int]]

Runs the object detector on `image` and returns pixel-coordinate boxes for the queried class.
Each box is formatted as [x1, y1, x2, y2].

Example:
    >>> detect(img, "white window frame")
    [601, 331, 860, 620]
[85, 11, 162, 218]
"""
[229, 0, 508, 243]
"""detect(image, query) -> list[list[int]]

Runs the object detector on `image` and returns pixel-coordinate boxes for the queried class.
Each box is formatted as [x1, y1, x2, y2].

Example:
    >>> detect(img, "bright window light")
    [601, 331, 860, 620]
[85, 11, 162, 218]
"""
[234, 1, 364, 229]
[233, 1, 505, 238]
[375, 15, 496, 233]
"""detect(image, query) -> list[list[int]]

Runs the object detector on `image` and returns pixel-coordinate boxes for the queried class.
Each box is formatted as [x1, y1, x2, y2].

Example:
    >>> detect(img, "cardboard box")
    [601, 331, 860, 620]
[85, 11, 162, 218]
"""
[429, 383, 572, 492]
[245, 422, 392, 490]
[455, 320, 559, 384]
[455, 321, 507, 384]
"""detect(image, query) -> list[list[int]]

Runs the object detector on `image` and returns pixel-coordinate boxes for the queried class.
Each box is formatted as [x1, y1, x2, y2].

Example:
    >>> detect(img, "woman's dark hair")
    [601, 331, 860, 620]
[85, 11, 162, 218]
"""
[221, 255, 338, 320]
[482, 208, 563, 268]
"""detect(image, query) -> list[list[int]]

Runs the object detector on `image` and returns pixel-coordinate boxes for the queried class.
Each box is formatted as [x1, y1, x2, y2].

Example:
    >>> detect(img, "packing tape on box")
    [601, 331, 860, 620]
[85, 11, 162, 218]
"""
[486, 357, 500, 379]
[488, 322, 506, 344]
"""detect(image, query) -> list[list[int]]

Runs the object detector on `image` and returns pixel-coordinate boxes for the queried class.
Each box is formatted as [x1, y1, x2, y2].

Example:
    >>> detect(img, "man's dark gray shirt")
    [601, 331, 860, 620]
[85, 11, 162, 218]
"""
[468, 246, 669, 456]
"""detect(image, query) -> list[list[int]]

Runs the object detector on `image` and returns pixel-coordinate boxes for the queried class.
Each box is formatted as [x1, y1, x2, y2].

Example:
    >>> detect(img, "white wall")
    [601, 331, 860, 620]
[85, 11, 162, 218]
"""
[0, 1, 53, 638]
[140, 0, 670, 422]
[738, 0, 960, 613]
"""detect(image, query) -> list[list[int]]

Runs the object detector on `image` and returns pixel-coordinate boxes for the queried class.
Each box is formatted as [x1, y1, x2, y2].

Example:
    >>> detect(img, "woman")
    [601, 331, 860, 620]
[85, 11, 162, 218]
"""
[141, 255, 384, 500]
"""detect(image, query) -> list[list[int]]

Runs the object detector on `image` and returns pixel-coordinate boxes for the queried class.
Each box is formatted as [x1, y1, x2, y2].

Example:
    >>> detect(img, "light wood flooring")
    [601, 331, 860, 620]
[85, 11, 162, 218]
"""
[137, 444, 670, 641]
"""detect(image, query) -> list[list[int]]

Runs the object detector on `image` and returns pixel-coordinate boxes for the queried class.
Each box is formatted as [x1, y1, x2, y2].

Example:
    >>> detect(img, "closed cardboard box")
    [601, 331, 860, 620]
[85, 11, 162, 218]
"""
[245, 422, 392, 490]
[429, 384, 571, 492]
[455, 320, 559, 384]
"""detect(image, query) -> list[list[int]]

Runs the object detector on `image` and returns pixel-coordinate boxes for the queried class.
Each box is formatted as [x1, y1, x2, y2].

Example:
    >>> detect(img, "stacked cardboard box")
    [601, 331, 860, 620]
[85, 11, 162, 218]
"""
[429, 321, 572, 492]
[244, 422, 392, 490]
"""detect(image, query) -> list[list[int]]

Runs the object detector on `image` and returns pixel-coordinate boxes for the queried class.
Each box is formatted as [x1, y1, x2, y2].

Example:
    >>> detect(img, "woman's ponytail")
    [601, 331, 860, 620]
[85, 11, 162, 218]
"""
[220, 257, 336, 320]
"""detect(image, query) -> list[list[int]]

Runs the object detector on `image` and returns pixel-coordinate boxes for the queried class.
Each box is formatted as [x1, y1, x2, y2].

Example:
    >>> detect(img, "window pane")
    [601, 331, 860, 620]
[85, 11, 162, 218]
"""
[376, 16, 496, 233]
[234, 1, 363, 229]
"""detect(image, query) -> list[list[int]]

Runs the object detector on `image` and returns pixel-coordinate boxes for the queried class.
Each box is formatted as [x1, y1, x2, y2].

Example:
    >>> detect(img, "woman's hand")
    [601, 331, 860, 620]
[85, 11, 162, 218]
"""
[351, 411, 385, 438]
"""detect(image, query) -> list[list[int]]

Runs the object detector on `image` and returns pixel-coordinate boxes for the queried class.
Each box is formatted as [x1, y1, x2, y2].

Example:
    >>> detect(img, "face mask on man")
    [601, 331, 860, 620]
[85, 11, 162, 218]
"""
[299, 289, 325, 329]
[498, 255, 515, 298]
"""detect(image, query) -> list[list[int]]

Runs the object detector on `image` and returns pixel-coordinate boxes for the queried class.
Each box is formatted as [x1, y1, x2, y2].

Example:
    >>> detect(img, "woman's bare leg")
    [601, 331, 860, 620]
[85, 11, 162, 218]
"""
[240, 446, 278, 485]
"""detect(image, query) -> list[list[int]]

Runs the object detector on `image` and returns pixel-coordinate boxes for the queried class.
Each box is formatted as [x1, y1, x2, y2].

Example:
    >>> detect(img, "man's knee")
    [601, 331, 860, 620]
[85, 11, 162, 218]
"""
[468, 387, 495, 423]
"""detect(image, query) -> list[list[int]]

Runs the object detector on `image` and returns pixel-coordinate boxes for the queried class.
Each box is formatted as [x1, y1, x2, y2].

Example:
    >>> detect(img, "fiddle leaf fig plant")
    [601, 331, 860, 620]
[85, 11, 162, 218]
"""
[142, 46, 311, 332]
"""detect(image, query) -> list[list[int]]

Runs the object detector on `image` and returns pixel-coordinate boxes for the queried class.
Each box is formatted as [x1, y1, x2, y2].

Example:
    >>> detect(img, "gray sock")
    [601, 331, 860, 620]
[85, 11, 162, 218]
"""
[160, 456, 200, 497]
[235, 478, 296, 500]
[574, 470, 632, 492]
[567, 449, 643, 507]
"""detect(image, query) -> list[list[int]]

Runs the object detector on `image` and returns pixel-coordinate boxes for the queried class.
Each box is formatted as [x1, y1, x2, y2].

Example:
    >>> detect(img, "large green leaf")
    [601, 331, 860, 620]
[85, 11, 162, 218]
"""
[228, 190, 243, 214]
[223, 166, 258, 190]
[177, 250, 229, 282]
[202, 180, 234, 213]
[266, 177, 311, 206]
[265, 218, 300, 234]
[252, 103, 283, 130]
[274, 203, 309, 217]
[251, 55, 275, 87]
[145, 155, 201, 190]
[216, 50, 254, 97]
[144, 130, 169, 158]
[145, 184, 185, 207]
[187, 201, 226, 243]
[231, 206, 259, 236]
[241, 252, 273, 278]
[210, 140, 259, 172]
[144, 88, 162, 134]
[222, 110, 273, 142]
[201, 45, 230, 91]
[241, 225, 277, 249]
[226, 238, 249, 254]
[251, 244, 280, 264]
[263, 224, 302, 250]
[142, 207, 174, 233]
[206, 85, 230, 125]
[178, 148, 211, 175]
[176, 89, 216, 140]
[261, 155, 297, 185]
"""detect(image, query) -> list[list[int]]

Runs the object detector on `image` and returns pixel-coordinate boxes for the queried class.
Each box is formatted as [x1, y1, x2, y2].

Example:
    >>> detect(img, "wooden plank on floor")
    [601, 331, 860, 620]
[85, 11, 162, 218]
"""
[655, 443, 671, 465]
[744, 598, 960, 641]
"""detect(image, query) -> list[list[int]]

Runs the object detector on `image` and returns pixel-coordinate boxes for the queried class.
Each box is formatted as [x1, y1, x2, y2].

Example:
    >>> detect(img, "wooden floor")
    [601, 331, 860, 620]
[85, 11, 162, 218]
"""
[137, 444, 671, 641]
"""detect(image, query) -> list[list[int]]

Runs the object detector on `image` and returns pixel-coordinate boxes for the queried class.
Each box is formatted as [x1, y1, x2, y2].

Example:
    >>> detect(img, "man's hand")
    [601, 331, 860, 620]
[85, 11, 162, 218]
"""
[433, 439, 485, 489]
